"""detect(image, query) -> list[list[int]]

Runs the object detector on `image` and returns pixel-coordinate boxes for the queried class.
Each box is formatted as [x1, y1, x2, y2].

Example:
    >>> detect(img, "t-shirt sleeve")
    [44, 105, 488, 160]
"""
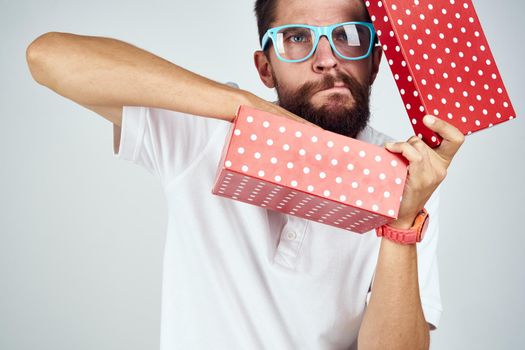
[113, 105, 229, 188]
[365, 186, 443, 330]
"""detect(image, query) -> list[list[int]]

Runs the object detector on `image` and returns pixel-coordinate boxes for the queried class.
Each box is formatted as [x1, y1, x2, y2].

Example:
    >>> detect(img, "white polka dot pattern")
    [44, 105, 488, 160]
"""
[366, 0, 516, 147]
[212, 106, 408, 234]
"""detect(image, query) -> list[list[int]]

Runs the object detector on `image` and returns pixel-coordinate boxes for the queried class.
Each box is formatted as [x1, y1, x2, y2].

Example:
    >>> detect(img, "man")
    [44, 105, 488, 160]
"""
[26, 0, 464, 348]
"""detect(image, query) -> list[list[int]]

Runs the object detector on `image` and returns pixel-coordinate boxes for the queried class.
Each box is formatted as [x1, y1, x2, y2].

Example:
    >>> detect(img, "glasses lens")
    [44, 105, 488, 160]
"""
[331, 23, 372, 58]
[275, 26, 315, 61]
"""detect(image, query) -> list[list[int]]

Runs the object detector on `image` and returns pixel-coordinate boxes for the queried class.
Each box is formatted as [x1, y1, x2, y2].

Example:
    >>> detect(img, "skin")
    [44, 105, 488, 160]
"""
[254, 0, 465, 349]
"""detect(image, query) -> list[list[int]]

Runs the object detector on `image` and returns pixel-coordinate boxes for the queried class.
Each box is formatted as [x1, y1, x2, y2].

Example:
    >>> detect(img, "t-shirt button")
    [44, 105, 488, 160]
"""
[285, 231, 297, 240]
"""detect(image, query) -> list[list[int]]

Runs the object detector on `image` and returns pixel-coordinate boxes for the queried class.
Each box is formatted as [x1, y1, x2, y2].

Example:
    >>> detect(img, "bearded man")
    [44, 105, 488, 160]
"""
[26, 0, 464, 348]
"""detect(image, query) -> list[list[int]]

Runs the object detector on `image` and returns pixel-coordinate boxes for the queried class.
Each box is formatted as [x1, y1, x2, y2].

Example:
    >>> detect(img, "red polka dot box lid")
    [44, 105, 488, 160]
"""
[366, 0, 517, 147]
[212, 105, 409, 234]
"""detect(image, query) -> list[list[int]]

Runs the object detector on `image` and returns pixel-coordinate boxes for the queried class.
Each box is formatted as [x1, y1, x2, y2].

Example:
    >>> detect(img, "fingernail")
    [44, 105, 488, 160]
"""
[423, 115, 435, 125]
[384, 142, 393, 148]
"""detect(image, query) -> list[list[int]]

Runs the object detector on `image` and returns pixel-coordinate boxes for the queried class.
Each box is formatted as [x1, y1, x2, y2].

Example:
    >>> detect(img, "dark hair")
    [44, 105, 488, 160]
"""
[254, 0, 278, 48]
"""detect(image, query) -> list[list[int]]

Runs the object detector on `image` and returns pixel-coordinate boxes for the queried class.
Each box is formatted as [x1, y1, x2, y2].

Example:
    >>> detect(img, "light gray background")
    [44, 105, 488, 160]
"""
[1, 0, 523, 349]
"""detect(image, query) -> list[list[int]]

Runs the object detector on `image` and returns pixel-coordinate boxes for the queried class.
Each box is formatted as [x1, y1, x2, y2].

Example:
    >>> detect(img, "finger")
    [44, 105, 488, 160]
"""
[384, 141, 423, 164]
[407, 135, 428, 149]
[407, 135, 431, 156]
[423, 115, 465, 161]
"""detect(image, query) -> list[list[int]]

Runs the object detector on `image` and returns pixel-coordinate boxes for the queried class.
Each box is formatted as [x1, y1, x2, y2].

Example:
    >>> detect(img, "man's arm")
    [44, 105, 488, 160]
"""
[358, 115, 464, 349]
[25, 32, 309, 127]
[358, 236, 430, 350]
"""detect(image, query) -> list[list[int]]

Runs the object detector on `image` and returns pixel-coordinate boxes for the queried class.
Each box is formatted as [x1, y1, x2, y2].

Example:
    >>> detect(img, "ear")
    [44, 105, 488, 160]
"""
[254, 50, 276, 88]
[369, 45, 383, 85]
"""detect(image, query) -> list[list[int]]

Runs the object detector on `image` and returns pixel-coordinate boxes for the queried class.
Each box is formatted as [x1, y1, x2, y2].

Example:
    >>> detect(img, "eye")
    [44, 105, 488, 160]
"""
[281, 28, 312, 44]
[333, 27, 351, 41]
[334, 32, 348, 42]
[287, 34, 310, 44]
[288, 34, 308, 43]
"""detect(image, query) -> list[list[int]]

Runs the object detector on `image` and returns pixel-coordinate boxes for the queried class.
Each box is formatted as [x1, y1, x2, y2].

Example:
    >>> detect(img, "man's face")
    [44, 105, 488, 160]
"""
[255, 0, 381, 138]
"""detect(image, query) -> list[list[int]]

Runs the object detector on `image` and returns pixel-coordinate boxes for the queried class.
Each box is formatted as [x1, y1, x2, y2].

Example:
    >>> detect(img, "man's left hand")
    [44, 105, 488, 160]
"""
[384, 115, 465, 229]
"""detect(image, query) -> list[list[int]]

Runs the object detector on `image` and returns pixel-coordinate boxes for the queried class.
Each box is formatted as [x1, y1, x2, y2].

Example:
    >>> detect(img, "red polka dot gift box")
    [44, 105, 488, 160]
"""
[212, 105, 408, 234]
[365, 0, 517, 147]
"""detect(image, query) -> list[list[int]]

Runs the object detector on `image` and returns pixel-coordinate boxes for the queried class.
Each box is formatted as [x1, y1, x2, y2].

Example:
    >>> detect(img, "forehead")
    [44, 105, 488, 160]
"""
[274, 0, 369, 27]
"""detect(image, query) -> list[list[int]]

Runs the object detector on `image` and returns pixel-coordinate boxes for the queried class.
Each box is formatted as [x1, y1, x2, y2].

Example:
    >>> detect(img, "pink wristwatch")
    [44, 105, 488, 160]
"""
[375, 208, 429, 245]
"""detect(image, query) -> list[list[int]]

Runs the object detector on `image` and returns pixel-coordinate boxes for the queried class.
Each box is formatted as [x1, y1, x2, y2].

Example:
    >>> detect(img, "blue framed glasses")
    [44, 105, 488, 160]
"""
[261, 21, 377, 63]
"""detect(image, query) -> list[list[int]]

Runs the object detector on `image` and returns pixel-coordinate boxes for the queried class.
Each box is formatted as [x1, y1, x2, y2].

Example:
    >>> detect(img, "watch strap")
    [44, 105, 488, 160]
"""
[375, 208, 429, 245]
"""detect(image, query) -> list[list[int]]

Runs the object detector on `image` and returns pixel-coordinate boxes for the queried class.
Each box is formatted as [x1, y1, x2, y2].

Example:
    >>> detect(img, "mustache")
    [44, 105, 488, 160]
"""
[296, 71, 367, 99]
[274, 69, 372, 138]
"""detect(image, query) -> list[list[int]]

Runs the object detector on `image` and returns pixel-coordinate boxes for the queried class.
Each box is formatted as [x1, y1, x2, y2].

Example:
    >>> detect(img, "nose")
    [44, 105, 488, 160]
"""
[312, 36, 338, 73]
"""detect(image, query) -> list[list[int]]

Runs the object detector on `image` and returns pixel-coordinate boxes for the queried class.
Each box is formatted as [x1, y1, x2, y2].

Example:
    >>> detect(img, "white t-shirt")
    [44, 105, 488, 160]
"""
[114, 99, 442, 350]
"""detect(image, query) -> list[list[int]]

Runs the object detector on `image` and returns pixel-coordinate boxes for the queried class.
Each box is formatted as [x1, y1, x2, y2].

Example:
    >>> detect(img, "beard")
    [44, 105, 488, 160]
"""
[272, 70, 371, 139]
